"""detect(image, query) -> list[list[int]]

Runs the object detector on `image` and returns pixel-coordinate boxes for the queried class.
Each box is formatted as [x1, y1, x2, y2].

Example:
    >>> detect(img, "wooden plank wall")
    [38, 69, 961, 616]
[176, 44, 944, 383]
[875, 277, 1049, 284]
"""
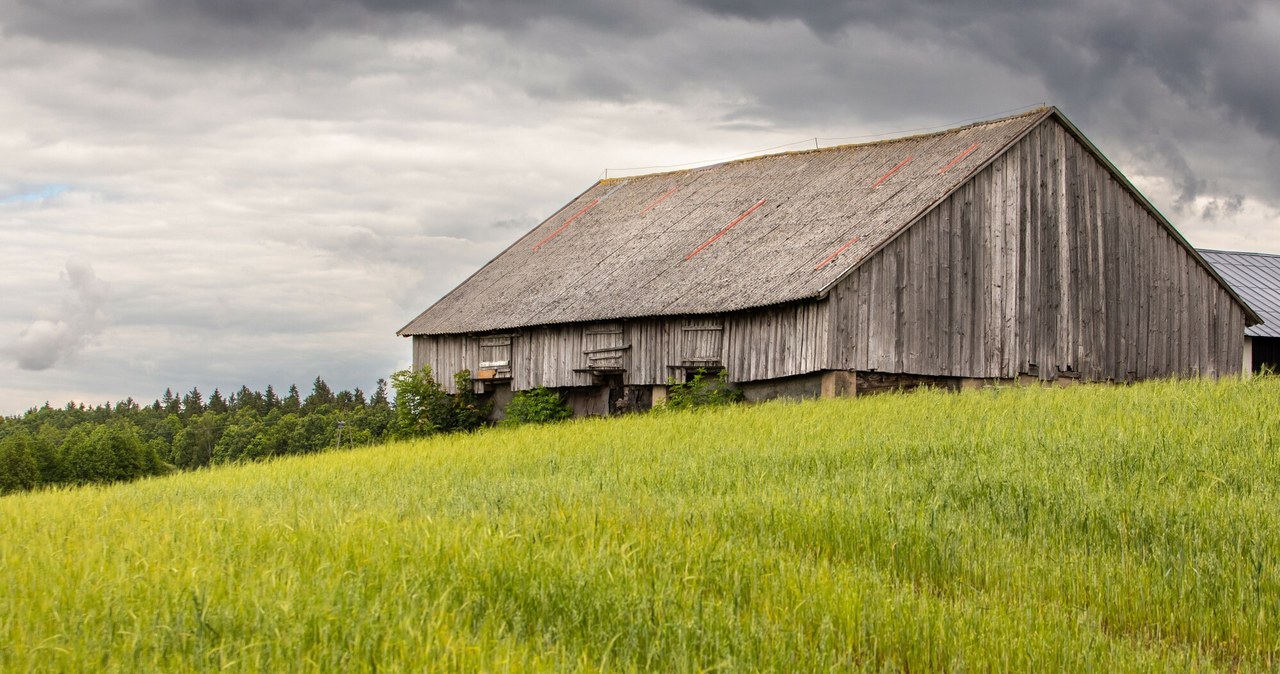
[412, 334, 477, 393]
[413, 303, 832, 392]
[681, 320, 725, 361]
[827, 117, 1244, 380]
[622, 319, 684, 385]
[723, 302, 830, 382]
[509, 327, 595, 390]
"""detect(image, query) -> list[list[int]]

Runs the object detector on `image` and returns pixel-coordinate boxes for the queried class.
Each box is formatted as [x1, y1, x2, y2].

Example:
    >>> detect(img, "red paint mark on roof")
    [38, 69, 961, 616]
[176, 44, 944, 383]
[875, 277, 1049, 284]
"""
[938, 142, 981, 174]
[639, 186, 679, 215]
[814, 236, 861, 271]
[872, 156, 913, 188]
[684, 198, 767, 261]
[532, 199, 600, 251]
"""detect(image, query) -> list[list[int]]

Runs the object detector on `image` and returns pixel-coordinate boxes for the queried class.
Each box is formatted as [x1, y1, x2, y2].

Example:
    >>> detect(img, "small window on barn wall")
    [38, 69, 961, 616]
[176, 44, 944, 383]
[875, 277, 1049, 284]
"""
[681, 319, 724, 366]
[476, 334, 512, 380]
[583, 322, 628, 371]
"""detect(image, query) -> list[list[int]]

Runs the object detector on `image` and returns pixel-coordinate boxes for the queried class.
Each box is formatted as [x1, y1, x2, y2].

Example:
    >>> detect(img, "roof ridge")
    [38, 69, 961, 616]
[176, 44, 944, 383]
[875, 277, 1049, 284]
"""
[1199, 248, 1280, 259]
[599, 106, 1052, 184]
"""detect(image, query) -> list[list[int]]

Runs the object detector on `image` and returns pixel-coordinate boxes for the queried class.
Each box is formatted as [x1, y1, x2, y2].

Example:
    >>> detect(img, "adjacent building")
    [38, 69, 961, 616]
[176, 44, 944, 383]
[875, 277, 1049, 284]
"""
[1200, 249, 1280, 374]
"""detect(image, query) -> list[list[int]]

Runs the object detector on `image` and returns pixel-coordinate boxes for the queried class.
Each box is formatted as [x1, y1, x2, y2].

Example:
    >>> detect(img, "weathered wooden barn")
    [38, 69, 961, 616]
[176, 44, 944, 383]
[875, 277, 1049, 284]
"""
[1200, 249, 1280, 374]
[399, 107, 1261, 416]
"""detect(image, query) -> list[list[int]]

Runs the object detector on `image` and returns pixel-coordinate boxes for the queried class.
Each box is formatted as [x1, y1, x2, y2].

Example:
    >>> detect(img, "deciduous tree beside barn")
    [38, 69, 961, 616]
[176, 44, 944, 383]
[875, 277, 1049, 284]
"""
[400, 107, 1261, 417]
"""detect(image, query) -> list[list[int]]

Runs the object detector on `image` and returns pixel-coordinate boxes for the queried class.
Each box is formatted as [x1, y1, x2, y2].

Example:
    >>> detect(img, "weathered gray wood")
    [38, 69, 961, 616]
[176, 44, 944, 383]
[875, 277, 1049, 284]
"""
[412, 115, 1247, 395]
[823, 115, 1245, 381]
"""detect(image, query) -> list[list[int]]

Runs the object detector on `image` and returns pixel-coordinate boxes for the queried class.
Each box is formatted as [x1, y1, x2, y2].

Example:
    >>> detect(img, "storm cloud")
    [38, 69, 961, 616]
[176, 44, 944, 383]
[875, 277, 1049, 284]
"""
[0, 0, 1276, 412]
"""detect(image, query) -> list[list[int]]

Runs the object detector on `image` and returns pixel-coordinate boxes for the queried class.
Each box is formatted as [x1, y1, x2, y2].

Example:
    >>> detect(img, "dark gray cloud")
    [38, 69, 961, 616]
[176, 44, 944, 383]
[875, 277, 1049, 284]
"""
[670, 0, 1279, 211]
[0, 0, 660, 58]
[1, 0, 1277, 412]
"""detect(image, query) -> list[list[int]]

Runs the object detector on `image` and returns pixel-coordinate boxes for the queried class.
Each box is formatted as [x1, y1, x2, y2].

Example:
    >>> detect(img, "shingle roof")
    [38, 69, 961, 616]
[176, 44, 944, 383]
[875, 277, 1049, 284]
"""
[1199, 250, 1279, 337]
[400, 108, 1051, 336]
[401, 107, 1258, 336]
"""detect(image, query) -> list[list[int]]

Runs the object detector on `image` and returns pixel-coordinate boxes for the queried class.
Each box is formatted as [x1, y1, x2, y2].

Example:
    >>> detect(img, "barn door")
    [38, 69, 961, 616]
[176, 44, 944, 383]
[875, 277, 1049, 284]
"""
[477, 334, 512, 379]
[584, 322, 627, 370]
[681, 319, 724, 365]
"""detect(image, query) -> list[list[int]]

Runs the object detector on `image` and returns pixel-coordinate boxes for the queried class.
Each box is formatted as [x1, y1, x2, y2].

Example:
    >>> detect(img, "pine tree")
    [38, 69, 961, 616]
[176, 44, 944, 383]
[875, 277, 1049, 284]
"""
[372, 379, 390, 408]
[114, 398, 135, 415]
[304, 377, 335, 412]
[182, 387, 205, 418]
[264, 385, 279, 412]
[366, 379, 393, 439]
[231, 385, 261, 413]
[208, 388, 228, 414]
[282, 385, 301, 414]
[161, 388, 179, 415]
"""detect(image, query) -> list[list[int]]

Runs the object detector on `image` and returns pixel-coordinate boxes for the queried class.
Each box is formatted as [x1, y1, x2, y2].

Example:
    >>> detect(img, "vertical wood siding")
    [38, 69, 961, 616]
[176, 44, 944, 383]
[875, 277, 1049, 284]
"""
[681, 321, 725, 362]
[584, 322, 626, 370]
[510, 326, 595, 390]
[414, 304, 832, 393]
[827, 118, 1244, 380]
[412, 334, 477, 393]
[723, 303, 830, 382]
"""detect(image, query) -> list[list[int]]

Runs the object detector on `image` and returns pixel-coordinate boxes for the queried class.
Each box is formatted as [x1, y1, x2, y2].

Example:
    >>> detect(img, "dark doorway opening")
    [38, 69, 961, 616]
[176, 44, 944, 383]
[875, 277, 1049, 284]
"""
[1254, 337, 1280, 373]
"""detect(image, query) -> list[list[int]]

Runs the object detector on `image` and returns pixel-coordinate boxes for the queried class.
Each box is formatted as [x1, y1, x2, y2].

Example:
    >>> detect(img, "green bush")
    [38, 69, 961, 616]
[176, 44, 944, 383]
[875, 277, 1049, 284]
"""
[502, 387, 572, 426]
[391, 366, 453, 437]
[451, 370, 490, 432]
[0, 432, 39, 494]
[662, 368, 743, 410]
[62, 420, 162, 485]
[391, 367, 493, 437]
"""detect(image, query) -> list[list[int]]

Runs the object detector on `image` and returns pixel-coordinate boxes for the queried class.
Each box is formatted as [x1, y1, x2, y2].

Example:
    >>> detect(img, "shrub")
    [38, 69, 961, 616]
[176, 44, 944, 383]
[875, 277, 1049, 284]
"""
[503, 388, 572, 426]
[63, 421, 161, 485]
[451, 370, 490, 432]
[391, 366, 454, 437]
[662, 368, 743, 410]
[391, 367, 493, 437]
[0, 432, 39, 494]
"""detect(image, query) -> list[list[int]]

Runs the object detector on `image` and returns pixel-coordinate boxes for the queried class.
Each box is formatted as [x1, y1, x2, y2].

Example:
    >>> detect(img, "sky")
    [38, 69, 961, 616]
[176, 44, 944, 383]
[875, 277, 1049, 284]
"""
[2, 0, 1278, 414]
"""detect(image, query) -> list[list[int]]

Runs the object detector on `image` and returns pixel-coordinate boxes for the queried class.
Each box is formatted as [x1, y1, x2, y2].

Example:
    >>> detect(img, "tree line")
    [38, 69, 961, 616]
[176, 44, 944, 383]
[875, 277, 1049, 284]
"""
[0, 365, 745, 496]
[0, 376, 397, 495]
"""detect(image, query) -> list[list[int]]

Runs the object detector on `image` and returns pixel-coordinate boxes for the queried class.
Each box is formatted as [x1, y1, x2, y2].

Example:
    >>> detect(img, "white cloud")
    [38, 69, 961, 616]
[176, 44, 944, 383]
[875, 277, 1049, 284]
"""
[3, 258, 109, 372]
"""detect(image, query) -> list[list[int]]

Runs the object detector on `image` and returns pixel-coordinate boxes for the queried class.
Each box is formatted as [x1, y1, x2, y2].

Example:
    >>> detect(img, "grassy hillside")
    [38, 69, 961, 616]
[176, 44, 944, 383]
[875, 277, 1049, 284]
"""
[2, 377, 1279, 672]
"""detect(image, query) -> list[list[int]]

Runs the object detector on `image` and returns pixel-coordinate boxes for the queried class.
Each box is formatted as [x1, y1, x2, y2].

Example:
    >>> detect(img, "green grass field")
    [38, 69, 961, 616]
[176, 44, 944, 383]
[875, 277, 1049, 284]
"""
[2, 377, 1279, 672]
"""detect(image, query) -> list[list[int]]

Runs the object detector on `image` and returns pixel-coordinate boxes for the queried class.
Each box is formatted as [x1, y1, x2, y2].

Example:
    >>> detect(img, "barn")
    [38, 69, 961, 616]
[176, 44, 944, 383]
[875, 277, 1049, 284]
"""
[399, 107, 1261, 417]
[1200, 249, 1280, 374]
